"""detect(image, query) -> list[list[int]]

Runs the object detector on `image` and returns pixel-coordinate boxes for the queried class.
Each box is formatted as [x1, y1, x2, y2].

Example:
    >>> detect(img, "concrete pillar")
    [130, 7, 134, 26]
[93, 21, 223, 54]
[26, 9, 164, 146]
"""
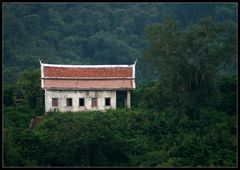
[45, 90, 47, 112]
[126, 91, 131, 109]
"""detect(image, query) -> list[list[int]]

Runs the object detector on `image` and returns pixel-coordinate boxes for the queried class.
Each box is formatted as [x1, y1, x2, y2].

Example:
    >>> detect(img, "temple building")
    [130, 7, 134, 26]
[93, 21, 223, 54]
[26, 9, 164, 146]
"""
[40, 61, 136, 112]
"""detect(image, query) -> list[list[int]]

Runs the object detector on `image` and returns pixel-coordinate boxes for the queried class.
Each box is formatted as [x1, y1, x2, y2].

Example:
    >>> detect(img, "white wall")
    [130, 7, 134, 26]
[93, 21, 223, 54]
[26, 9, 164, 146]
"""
[45, 90, 116, 112]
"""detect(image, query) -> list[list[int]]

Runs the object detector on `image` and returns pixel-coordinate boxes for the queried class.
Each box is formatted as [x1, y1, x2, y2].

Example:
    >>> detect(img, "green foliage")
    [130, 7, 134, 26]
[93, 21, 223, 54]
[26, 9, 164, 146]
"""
[132, 81, 171, 111]
[214, 75, 237, 115]
[3, 84, 15, 107]
[15, 69, 44, 110]
[143, 17, 236, 115]
[4, 69, 44, 128]
[4, 108, 236, 167]
[4, 127, 24, 166]
[3, 3, 236, 84]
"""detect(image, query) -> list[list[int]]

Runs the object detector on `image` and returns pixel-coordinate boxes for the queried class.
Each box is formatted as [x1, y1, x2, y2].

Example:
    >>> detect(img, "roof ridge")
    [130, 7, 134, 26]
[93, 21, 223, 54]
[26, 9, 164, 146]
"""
[41, 63, 134, 68]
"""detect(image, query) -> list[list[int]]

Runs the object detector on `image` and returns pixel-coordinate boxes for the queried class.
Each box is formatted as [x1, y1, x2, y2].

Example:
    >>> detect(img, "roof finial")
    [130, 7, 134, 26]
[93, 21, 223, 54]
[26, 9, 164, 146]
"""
[134, 59, 137, 65]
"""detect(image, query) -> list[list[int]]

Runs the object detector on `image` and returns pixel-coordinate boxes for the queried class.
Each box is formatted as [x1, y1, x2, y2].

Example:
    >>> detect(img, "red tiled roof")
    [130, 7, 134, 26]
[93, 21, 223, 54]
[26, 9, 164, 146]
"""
[44, 67, 132, 78]
[41, 64, 136, 90]
[43, 79, 133, 90]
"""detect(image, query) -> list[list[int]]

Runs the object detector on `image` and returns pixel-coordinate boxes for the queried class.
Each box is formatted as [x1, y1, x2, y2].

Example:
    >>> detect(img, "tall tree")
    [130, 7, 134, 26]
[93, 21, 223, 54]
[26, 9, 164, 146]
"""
[143, 17, 236, 114]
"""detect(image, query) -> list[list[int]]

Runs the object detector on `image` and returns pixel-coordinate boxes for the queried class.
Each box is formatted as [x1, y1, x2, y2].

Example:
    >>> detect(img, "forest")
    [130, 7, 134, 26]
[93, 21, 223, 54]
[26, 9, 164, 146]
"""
[3, 3, 237, 167]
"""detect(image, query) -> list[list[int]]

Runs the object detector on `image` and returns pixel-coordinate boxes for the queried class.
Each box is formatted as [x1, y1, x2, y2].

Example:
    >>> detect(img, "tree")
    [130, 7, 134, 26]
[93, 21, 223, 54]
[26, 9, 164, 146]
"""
[14, 69, 44, 114]
[143, 17, 236, 114]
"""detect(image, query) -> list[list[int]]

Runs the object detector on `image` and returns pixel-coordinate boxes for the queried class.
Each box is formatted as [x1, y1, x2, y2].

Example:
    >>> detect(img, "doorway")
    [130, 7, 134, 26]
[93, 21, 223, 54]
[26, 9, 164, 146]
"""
[116, 91, 127, 109]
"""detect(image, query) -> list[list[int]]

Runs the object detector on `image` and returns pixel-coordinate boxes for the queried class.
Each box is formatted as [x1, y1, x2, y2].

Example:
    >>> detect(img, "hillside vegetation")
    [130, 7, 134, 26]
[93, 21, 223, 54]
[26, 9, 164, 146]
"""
[3, 3, 237, 167]
[3, 3, 236, 83]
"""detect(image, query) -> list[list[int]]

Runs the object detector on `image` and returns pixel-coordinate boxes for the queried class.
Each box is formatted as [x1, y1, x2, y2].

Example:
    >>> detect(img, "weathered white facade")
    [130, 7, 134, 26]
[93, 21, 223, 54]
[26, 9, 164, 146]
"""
[45, 90, 116, 112]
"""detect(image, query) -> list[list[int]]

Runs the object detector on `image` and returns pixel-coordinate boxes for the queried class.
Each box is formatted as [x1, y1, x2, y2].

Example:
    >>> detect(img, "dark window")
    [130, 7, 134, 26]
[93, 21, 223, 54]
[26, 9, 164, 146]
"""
[105, 98, 111, 106]
[67, 98, 72, 107]
[79, 98, 85, 106]
[92, 98, 97, 107]
[52, 98, 58, 107]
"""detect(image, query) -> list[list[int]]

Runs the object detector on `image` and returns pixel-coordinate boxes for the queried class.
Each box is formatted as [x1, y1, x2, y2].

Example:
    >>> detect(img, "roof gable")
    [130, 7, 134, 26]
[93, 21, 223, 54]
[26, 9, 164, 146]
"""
[44, 66, 133, 78]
